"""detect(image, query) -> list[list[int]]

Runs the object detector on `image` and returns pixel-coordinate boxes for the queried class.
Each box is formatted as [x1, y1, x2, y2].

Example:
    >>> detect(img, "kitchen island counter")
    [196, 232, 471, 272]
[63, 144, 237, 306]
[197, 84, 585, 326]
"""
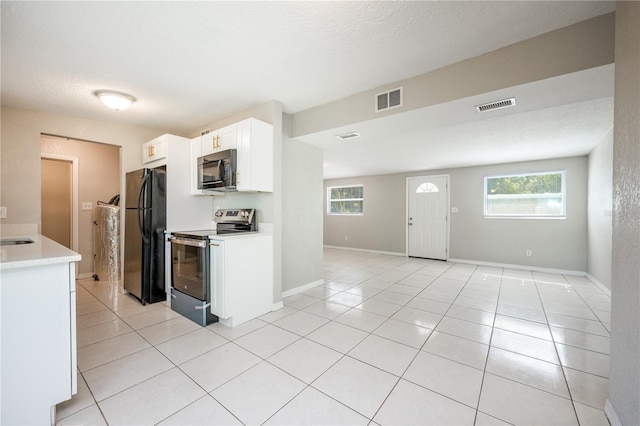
[0, 232, 81, 269]
[1, 232, 81, 425]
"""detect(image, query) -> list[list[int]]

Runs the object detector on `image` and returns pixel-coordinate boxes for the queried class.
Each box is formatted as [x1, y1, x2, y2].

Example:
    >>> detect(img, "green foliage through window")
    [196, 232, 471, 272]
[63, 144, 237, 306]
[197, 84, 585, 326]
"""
[327, 185, 363, 215]
[484, 171, 565, 217]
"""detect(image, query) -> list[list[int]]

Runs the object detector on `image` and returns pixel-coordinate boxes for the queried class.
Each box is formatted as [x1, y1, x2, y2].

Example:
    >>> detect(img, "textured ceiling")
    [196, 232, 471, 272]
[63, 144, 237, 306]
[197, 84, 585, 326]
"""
[1, 1, 616, 178]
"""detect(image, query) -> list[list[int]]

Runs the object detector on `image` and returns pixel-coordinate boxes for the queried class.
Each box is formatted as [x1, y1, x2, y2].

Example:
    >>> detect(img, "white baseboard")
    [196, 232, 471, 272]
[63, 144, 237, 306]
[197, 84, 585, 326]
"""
[586, 273, 612, 296]
[447, 258, 585, 277]
[281, 279, 324, 298]
[605, 399, 621, 426]
[323, 245, 406, 257]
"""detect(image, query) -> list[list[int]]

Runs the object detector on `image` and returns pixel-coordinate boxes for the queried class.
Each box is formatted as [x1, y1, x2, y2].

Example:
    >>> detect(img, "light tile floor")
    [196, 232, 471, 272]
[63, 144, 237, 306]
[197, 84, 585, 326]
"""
[57, 248, 612, 425]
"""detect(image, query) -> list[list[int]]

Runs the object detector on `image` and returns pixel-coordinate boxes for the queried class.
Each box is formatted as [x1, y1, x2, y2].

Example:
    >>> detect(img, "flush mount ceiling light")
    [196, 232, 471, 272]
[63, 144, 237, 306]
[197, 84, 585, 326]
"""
[95, 91, 136, 111]
[335, 132, 361, 141]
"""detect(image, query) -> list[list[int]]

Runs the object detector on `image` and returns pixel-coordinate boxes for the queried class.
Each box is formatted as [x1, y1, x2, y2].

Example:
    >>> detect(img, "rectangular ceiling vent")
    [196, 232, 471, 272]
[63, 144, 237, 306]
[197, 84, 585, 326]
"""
[200, 128, 211, 136]
[336, 132, 361, 141]
[475, 97, 516, 113]
[375, 87, 403, 112]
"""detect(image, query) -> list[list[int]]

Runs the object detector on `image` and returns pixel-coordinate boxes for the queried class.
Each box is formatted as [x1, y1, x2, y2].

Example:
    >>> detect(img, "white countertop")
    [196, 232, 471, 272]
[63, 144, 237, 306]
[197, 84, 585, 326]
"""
[0, 233, 81, 270]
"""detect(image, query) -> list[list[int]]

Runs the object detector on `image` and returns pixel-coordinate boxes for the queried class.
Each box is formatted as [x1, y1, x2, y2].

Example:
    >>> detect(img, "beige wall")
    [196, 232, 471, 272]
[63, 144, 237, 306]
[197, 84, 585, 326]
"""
[0, 103, 324, 301]
[41, 135, 120, 276]
[0, 106, 164, 229]
[609, 2, 640, 424]
[41, 157, 72, 248]
[325, 156, 588, 272]
[587, 129, 613, 289]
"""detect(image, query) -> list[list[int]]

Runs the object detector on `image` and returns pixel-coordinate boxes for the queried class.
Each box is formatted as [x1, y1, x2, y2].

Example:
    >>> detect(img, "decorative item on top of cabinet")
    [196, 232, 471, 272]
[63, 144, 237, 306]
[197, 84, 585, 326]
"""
[236, 118, 273, 192]
[201, 124, 236, 156]
[142, 135, 167, 164]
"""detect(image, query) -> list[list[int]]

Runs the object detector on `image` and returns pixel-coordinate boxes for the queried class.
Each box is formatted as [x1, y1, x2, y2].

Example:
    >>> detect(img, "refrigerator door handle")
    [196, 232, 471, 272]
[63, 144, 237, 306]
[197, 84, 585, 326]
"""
[137, 173, 151, 243]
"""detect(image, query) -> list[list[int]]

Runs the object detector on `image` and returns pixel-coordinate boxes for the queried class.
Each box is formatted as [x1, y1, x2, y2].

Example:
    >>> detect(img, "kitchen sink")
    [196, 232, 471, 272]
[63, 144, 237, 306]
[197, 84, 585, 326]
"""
[0, 238, 35, 246]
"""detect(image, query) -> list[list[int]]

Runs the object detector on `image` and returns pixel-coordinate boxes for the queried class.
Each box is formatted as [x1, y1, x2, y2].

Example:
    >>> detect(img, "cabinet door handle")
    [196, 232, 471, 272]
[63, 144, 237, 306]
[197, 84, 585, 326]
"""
[236, 171, 239, 185]
[210, 242, 220, 247]
[216, 135, 220, 148]
[148, 145, 154, 157]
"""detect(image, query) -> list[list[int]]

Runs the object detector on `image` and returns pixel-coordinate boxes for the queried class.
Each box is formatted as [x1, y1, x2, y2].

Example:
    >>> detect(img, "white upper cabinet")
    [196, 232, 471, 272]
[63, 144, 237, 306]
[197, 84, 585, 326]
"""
[201, 124, 236, 156]
[142, 135, 168, 164]
[138, 134, 213, 230]
[236, 118, 273, 192]
[190, 118, 274, 195]
[189, 136, 204, 195]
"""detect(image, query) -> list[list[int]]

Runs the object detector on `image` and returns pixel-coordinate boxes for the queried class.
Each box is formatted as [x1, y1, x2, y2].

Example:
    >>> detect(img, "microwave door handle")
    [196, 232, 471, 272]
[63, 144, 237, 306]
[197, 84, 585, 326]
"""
[218, 160, 225, 181]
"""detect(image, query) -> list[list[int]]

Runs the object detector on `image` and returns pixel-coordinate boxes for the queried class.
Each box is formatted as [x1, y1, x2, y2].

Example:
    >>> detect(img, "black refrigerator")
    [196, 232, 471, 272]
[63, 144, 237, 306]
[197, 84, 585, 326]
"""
[124, 168, 167, 305]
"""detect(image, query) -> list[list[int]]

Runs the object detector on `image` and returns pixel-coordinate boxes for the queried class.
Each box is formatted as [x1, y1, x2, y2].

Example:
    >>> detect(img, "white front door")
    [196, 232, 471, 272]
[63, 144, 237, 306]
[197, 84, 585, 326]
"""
[407, 175, 448, 260]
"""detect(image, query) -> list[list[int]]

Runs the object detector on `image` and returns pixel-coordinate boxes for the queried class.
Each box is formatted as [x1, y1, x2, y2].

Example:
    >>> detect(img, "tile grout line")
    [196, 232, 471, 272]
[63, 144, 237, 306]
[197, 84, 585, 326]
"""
[533, 275, 581, 425]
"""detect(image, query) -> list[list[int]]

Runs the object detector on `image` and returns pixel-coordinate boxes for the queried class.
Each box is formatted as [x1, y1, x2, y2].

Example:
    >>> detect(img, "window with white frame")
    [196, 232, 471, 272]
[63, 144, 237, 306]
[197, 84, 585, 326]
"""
[484, 171, 565, 218]
[327, 185, 363, 215]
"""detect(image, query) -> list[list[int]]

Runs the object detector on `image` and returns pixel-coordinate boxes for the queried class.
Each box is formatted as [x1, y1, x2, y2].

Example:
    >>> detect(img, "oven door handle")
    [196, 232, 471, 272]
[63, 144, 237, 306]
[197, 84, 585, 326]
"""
[169, 237, 207, 248]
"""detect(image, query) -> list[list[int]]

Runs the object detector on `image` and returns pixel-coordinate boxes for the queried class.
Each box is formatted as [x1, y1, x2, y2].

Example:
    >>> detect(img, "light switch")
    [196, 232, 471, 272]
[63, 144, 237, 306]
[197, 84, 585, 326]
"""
[0, 207, 6, 219]
[451, 207, 459, 213]
[82, 201, 93, 211]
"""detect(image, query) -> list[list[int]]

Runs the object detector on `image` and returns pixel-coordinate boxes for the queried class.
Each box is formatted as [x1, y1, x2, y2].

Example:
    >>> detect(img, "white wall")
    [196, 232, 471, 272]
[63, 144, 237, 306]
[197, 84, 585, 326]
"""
[281, 137, 324, 292]
[325, 156, 588, 272]
[450, 156, 587, 272]
[324, 173, 408, 255]
[587, 129, 613, 289]
[609, 2, 640, 424]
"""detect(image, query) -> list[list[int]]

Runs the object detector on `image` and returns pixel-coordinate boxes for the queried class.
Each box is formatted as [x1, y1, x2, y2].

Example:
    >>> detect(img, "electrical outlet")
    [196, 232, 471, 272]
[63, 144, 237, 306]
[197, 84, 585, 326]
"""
[344, 235, 349, 241]
[451, 207, 459, 213]
[0, 207, 6, 219]
[82, 201, 93, 211]
[526, 250, 532, 257]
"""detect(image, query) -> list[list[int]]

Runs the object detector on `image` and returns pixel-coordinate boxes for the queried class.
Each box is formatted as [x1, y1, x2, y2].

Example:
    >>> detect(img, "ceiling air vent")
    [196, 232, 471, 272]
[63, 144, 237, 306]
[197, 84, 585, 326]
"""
[375, 87, 403, 112]
[200, 128, 211, 136]
[336, 132, 361, 141]
[475, 97, 516, 113]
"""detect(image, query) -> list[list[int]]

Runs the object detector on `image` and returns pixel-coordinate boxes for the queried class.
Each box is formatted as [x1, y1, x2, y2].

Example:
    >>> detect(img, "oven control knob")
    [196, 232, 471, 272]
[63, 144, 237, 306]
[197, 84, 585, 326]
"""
[215, 210, 224, 217]
[241, 210, 249, 218]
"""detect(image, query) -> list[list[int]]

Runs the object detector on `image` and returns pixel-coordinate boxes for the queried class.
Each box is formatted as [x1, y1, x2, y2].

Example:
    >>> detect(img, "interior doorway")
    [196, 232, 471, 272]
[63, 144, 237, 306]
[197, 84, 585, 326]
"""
[41, 154, 79, 250]
[407, 175, 449, 260]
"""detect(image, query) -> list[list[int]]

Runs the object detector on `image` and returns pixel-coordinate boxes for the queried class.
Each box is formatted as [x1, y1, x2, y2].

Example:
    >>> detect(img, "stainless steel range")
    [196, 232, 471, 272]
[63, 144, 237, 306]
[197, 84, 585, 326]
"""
[169, 208, 256, 325]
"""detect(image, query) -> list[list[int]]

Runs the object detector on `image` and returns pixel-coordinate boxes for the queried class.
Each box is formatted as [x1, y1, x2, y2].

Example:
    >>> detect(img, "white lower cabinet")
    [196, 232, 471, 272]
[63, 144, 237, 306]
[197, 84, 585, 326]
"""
[209, 234, 273, 327]
[1, 262, 77, 425]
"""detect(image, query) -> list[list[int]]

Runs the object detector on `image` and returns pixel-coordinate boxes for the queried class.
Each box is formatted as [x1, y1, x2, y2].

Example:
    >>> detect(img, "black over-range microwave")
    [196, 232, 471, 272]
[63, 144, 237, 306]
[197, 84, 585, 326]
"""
[197, 149, 237, 191]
